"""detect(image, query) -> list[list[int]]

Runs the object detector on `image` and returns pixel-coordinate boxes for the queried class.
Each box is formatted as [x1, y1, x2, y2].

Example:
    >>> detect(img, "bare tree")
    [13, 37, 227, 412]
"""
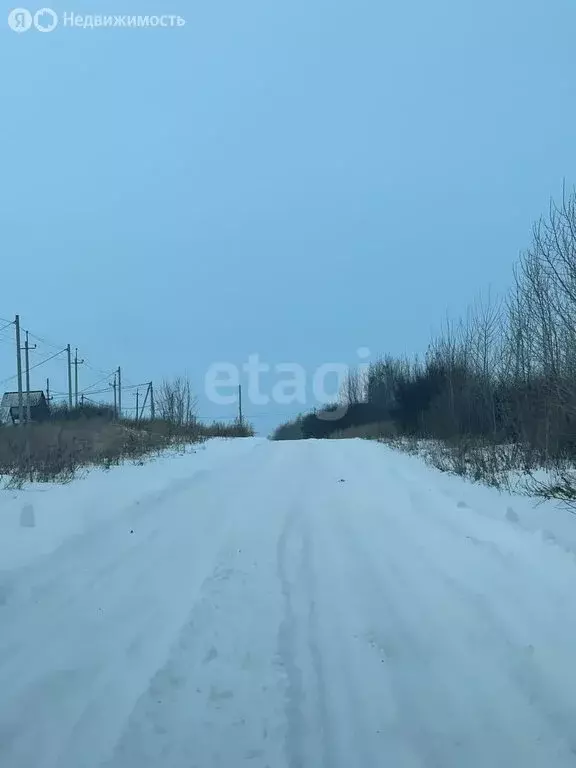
[156, 377, 198, 426]
[467, 291, 504, 437]
[341, 368, 363, 405]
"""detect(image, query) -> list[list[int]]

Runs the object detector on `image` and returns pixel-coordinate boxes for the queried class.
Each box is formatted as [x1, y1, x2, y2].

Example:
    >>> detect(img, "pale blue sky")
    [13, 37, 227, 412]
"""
[1, 0, 575, 432]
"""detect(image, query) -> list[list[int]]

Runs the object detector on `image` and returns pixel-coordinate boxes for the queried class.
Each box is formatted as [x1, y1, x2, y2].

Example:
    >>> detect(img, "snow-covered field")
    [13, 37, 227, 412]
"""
[1, 437, 576, 767]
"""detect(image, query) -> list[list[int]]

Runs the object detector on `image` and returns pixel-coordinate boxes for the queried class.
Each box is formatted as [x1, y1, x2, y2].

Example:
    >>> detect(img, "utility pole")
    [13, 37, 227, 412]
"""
[46, 377, 53, 416]
[117, 366, 122, 419]
[67, 345, 73, 409]
[135, 389, 139, 424]
[24, 331, 37, 424]
[238, 383, 243, 427]
[110, 374, 117, 419]
[81, 394, 85, 407]
[138, 385, 149, 421]
[74, 348, 84, 407]
[15, 315, 23, 426]
[150, 381, 155, 420]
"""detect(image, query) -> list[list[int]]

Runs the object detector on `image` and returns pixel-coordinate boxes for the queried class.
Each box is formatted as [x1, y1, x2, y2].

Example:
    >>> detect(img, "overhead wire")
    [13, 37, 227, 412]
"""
[25, 330, 66, 352]
[0, 321, 226, 425]
[78, 386, 114, 397]
[0, 348, 66, 386]
[79, 369, 117, 395]
[83, 359, 117, 378]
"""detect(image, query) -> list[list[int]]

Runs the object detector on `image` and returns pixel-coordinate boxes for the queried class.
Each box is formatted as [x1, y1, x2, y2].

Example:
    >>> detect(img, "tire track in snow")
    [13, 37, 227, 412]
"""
[276, 503, 307, 768]
[276, 494, 335, 768]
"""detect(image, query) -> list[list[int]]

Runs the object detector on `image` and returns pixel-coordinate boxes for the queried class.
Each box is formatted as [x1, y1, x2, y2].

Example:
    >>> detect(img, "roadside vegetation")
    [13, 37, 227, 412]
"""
[0, 377, 253, 486]
[272, 186, 576, 505]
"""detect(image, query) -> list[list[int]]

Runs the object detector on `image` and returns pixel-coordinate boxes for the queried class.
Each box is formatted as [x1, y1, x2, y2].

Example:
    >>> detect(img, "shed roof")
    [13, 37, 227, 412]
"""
[1, 391, 46, 407]
[0, 391, 48, 423]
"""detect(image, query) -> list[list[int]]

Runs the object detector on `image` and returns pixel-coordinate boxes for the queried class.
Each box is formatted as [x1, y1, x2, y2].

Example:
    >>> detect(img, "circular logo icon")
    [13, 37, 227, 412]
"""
[34, 7, 58, 31]
[8, 8, 33, 32]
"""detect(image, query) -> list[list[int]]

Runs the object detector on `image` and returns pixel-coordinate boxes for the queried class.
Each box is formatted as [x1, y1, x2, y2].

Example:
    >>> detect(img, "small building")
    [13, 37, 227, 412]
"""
[0, 391, 50, 425]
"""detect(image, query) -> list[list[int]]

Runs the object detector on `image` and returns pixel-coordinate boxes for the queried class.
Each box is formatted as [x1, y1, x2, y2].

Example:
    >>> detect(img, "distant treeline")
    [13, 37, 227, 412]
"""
[274, 186, 576, 469]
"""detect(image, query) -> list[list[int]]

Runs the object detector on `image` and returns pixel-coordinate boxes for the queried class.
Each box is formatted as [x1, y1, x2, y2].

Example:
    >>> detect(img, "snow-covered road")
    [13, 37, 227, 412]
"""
[1, 437, 576, 767]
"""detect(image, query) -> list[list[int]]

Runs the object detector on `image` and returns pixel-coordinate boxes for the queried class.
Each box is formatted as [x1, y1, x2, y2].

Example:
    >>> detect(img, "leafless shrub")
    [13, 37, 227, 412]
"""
[330, 421, 397, 440]
[0, 410, 253, 485]
[523, 470, 576, 508]
[201, 419, 255, 438]
[156, 377, 198, 426]
[340, 369, 363, 405]
[271, 417, 305, 440]
[378, 434, 421, 456]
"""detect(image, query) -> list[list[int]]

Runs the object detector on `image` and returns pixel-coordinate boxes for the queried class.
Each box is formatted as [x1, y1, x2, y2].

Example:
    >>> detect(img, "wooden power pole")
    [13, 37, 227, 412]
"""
[74, 348, 84, 407]
[15, 315, 23, 426]
[110, 374, 117, 419]
[117, 366, 122, 419]
[67, 345, 73, 409]
[24, 331, 36, 424]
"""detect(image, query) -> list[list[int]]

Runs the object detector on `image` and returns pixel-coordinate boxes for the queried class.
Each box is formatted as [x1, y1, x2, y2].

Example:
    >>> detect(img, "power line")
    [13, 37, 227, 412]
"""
[79, 369, 117, 395]
[116, 382, 150, 391]
[83, 359, 116, 378]
[25, 330, 66, 352]
[2, 319, 155, 416]
[0, 348, 66, 387]
[24, 328, 116, 378]
[76, 383, 151, 398]
[28, 345, 66, 363]
[78, 386, 114, 397]
[81, 396, 113, 407]
[24, 348, 66, 374]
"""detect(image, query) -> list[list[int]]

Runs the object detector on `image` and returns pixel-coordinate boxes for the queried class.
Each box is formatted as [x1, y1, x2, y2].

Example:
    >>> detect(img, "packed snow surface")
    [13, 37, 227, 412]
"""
[1, 437, 576, 767]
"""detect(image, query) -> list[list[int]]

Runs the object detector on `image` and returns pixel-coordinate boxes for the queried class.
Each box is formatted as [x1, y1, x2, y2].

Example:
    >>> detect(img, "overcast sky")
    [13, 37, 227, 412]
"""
[1, 0, 575, 433]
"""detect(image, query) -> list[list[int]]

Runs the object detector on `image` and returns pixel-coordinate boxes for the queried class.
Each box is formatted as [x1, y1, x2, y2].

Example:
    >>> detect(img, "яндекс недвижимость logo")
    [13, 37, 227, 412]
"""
[7, 8, 186, 31]
[8, 7, 58, 32]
